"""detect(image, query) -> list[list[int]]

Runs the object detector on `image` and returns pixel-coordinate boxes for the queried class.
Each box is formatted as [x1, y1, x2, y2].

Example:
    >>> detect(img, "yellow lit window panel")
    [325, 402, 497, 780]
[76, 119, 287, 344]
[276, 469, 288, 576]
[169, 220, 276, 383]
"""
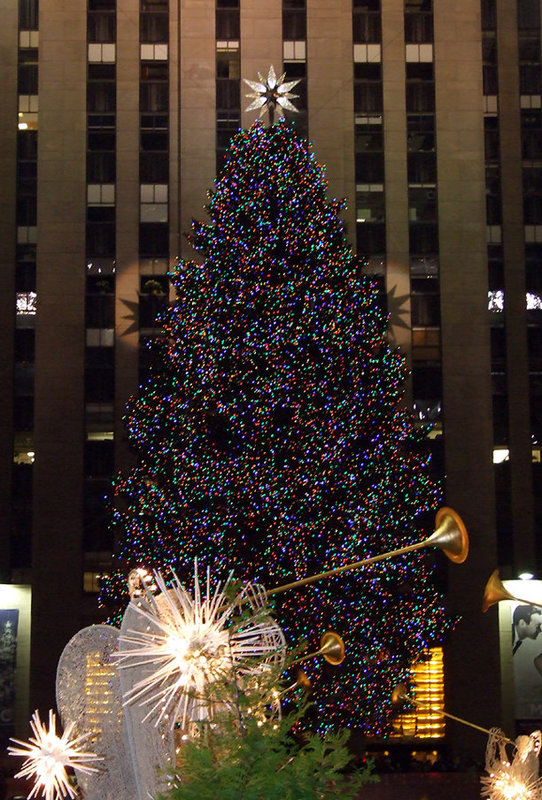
[391, 646, 445, 739]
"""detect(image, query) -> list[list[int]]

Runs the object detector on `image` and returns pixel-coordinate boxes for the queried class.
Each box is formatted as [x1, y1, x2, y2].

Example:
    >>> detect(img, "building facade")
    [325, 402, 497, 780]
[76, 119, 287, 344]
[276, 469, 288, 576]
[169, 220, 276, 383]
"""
[0, 0, 540, 757]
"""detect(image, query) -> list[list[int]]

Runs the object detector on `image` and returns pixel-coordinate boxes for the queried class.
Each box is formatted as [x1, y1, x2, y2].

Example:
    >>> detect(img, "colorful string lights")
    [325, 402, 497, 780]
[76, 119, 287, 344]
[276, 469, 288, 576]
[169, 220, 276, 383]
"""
[100, 121, 452, 734]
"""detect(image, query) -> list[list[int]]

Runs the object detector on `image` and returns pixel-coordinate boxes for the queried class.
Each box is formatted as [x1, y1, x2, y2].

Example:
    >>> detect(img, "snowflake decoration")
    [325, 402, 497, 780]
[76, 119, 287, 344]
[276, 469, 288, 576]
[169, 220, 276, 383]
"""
[244, 65, 300, 123]
[8, 709, 102, 800]
[116, 563, 286, 729]
[482, 728, 542, 800]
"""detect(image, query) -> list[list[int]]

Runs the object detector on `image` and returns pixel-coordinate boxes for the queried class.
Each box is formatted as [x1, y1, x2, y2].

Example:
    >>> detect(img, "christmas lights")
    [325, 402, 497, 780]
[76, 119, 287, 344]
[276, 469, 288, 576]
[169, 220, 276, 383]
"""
[100, 121, 452, 734]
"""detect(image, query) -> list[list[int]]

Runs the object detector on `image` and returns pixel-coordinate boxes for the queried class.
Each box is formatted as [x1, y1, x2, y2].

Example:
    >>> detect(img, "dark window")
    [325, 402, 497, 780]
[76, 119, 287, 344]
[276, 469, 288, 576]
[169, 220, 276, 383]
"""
[529, 328, 542, 371]
[85, 349, 114, 402]
[356, 222, 385, 254]
[406, 62, 433, 81]
[352, 9, 381, 43]
[406, 83, 435, 112]
[407, 152, 436, 182]
[16, 196, 37, 226]
[409, 222, 439, 254]
[141, 0, 167, 9]
[216, 8, 240, 39]
[355, 122, 383, 152]
[404, 12, 433, 43]
[355, 152, 384, 182]
[484, 116, 500, 161]
[140, 151, 168, 181]
[283, 9, 306, 39]
[141, 61, 168, 80]
[140, 12, 168, 41]
[17, 129, 38, 160]
[520, 64, 542, 95]
[522, 111, 542, 159]
[88, 11, 116, 42]
[88, 131, 116, 154]
[140, 82, 169, 112]
[85, 440, 114, 479]
[483, 64, 498, 94]
[89, 0, 116, 9]
[15, 329, 35, 362]
[216, 79, 240, 110]
[87, 151, 116, 182]
[486, 166, 501, 224]
[87, 82, 116, 113]
[86, 223, 115, 257]
[16, 260, 36, 292]
[86, 294, 115, 328]
[526, 245, 542, 293]
[354, 82, 383, 113]
[14, 396, 33, 430]
[140, 130, 168, 151]
[518, 0, 540, 30]
[412, 365, 442, 399]
[19, 0, 38, 29]
[18, 50, 38, 93]
[216, 113, 240, 151]
[481, 0, 496, 31]
[139, 222, 169, 257]
[411, 278, 440, 326]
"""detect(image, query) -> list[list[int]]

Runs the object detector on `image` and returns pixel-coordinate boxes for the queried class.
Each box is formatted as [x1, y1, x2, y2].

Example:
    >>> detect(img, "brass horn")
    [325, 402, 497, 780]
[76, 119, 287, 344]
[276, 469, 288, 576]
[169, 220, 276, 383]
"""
[293, 631, 345, 667]
[391, 683, 514, 744]
[281, 668, 312, 695]
[482, 568, 540, 612]
[268, 507, 469, 599]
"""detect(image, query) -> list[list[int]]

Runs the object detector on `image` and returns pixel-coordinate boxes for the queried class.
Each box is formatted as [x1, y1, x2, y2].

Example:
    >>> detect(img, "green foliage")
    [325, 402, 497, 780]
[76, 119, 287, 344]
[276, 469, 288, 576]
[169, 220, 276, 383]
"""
[165, 705, 376, 800]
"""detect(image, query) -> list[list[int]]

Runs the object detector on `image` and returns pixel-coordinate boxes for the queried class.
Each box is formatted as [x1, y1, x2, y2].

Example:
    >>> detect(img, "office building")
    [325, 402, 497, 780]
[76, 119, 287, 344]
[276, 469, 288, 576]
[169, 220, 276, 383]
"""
[0, 0, 540, 757]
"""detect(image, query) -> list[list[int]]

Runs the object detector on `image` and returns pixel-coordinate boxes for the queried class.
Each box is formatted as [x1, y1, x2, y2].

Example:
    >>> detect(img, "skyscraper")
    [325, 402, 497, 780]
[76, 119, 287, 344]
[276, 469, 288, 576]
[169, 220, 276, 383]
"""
[0, 0, 539, 756]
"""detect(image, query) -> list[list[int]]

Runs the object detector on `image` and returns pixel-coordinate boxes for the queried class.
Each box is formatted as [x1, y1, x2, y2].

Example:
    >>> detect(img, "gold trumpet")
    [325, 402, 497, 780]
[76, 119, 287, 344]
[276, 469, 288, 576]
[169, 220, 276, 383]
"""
[391, 683, 514, 744]
[281, 668, 312, 695]
[293, 631, 346, 667]
[482, 568, 541, 612]
[268, 506, 469, 599]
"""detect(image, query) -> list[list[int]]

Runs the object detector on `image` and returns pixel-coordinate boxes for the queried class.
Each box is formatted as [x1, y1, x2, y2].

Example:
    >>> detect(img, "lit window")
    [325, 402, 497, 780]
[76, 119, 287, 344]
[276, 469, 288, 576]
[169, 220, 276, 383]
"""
[140, 43, 168, 60]
[353, 43, 381, 62]
[392, 647, 445, 739]
[88, 43, 116, 63]
[283, 40, 306, 61]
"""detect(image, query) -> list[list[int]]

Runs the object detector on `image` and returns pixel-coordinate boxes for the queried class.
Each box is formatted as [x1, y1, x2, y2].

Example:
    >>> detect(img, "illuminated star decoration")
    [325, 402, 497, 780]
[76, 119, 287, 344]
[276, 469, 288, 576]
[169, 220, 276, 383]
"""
[116, 563, 286, 729]
[8, 709, 102, 800]
[481, 728, 542, 800]
[243, 65, 300, 124]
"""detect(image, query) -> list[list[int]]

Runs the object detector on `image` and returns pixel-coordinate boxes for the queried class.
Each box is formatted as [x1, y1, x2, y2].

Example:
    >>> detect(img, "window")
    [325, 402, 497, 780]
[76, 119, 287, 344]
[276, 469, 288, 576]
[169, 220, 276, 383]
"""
[216, 79, 240, 110]
[352, 4, 381, 44]
[140, 151, 168, 182]
[410, 222, 438, 254]
[139, 222, 168, 257]
[140, 12, 168, 42]
[216, 46, 240, 79]
[19, 0, 38, 29]
[87, 151, 116, 182]
[355, 152, 384, 182]
[355, 117, 383, 152]
[216, 8, 240, 39]
[408, 152, 436, 182]
[283, 8, 306, 40]
[88, 12, 116, 42]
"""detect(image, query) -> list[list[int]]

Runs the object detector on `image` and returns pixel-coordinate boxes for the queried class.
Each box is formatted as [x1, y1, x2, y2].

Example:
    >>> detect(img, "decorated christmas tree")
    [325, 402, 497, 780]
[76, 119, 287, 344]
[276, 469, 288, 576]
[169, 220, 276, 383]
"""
[101, 115, 453, 735]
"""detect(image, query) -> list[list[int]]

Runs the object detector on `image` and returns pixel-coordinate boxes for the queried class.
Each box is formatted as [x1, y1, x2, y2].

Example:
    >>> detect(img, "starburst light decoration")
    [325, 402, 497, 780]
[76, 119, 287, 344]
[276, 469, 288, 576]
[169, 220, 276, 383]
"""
[116, 562, 286, 729]
[244, 65, 300, 123]
[481, 727, 542, 800]
[8, 709, 102, 800]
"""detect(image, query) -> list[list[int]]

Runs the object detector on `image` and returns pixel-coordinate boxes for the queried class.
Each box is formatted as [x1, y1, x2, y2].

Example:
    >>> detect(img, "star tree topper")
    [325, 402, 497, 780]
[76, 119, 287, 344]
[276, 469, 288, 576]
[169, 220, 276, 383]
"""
[243, 65, 300, 125]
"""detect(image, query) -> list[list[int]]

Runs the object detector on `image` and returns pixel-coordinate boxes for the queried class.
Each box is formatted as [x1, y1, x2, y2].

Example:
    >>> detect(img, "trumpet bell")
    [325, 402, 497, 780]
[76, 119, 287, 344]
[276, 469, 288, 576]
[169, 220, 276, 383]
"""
[391, 683, 408, 710]
[426, 507, 469, 564]
[482, 568, 538, 612]
[320, 631, 345, 666]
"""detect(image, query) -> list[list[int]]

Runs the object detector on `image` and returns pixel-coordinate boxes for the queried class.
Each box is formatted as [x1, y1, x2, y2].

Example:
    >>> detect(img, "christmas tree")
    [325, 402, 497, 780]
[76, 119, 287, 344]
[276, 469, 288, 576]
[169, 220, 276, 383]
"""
[101, 119, 453, 735]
